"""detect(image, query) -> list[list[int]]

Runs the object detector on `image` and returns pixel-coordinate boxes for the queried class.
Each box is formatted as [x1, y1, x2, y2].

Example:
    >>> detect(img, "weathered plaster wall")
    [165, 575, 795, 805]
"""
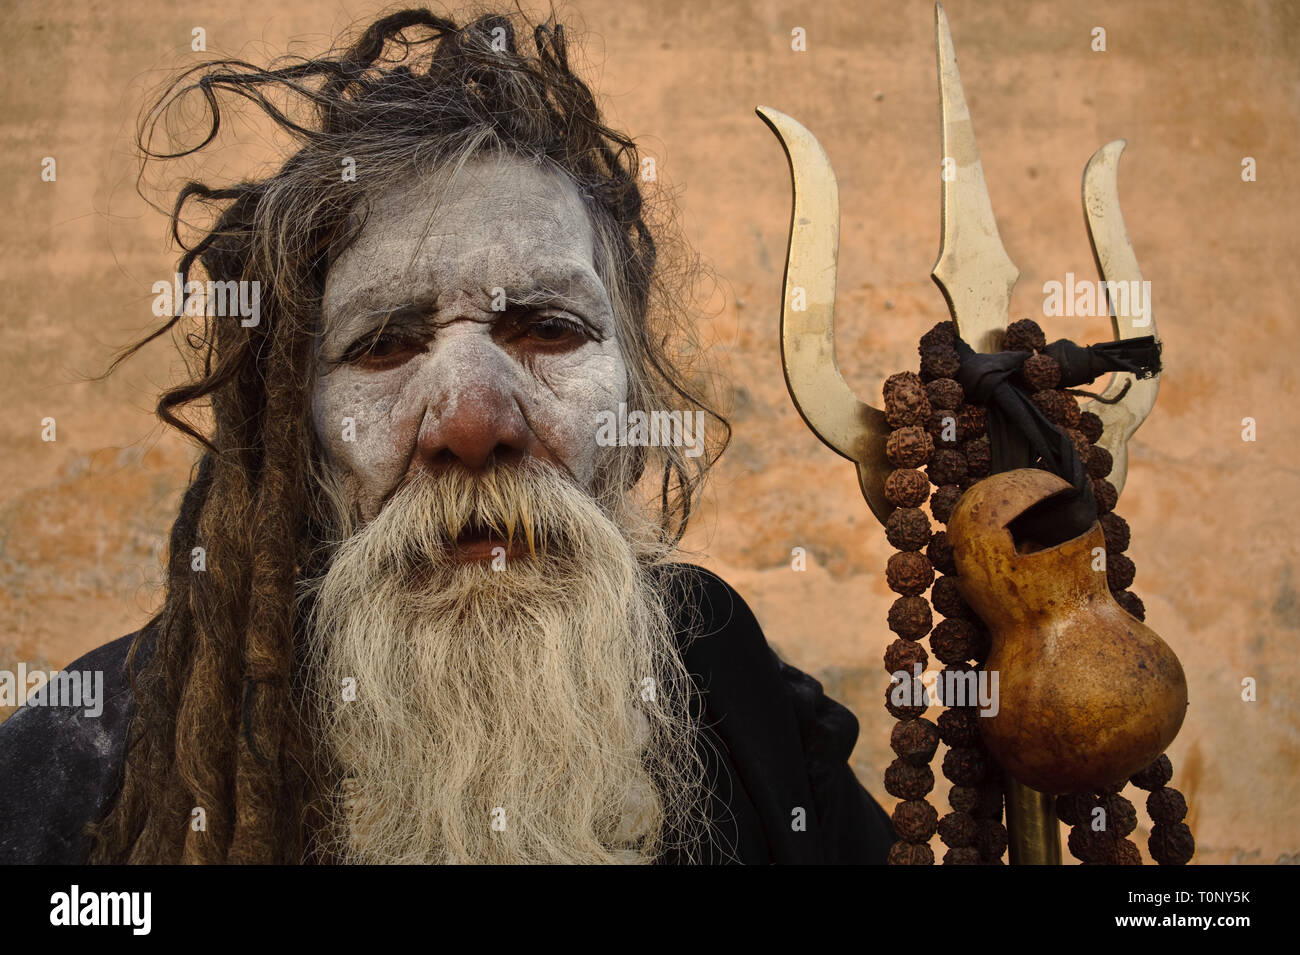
[1, 0, 1295, 863]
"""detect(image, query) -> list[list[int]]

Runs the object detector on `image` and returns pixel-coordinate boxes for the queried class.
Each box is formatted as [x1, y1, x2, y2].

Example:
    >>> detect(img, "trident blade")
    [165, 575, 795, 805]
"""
[931, 2, 1020, 354]
[756, 106, 894, 524]
[1081, 139, 1161, 498]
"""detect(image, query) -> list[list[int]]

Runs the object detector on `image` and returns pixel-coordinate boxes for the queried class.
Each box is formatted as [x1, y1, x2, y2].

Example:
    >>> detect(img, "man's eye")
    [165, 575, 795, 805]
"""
[525, 314, 588, 345]
[343, 332, 421, 366]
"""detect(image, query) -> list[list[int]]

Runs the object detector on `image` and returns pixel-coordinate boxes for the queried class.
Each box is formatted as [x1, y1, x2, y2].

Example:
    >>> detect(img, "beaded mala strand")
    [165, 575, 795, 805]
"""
[882, 319, 1005, 864]
[883, 318, 1194, 865]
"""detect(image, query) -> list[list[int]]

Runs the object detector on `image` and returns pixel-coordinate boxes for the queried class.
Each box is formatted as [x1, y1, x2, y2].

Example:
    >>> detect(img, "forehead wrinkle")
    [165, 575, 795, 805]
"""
[322, 157, 601, 341]
[325, 255, 604, 341]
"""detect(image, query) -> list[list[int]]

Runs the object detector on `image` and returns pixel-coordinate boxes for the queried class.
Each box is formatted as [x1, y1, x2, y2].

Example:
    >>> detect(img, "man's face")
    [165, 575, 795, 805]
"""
[300, 156, 708, 863]
[312, 153, 629, 534]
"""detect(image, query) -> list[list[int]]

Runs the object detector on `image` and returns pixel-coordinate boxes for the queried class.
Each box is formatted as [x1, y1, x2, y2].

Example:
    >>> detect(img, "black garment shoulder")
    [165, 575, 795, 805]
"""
[0, 632, 140, 864]
[0, 563, 892, 864]
[656, 562, 894, 864]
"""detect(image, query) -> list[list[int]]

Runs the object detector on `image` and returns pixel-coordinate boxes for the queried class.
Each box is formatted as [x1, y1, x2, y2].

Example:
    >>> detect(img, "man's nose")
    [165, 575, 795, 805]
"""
[413, 337, 533, 472]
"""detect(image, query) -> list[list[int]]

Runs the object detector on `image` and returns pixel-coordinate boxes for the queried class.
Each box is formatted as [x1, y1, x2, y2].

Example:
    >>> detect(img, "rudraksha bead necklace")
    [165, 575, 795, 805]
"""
[882, 318, 1193, 865]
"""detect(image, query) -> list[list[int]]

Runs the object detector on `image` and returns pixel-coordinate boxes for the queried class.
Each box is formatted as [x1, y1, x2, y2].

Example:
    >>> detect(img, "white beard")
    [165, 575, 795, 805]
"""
[298, 457, 708, 864]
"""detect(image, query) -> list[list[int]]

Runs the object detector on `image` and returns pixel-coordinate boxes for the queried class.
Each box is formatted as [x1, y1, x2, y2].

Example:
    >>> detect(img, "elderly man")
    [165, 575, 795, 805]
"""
[0, 9, 893, 864]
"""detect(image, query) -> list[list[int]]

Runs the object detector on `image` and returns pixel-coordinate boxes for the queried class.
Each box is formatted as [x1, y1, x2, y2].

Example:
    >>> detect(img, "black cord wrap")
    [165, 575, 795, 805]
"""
[954, 334, 1162, 546]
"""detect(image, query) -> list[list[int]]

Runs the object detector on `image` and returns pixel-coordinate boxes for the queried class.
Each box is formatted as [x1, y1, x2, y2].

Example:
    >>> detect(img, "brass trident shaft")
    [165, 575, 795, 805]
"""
[757, 2, 1161, 864]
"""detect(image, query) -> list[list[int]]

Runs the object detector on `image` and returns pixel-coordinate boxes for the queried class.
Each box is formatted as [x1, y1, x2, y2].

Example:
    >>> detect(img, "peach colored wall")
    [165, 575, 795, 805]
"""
[1, 0, 1295, 863]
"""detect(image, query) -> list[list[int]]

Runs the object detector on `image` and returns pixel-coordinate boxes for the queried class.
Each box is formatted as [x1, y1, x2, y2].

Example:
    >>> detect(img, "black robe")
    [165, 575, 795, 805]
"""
[0, 563, 894, 863]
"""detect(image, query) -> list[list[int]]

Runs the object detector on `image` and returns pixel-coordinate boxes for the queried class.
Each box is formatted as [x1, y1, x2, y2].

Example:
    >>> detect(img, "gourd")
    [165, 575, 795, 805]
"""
[946, 468, 1188, 794]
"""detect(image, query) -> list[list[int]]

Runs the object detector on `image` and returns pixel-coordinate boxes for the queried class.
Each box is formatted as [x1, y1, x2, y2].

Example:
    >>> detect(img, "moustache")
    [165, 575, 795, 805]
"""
[364, 457, 593, 568]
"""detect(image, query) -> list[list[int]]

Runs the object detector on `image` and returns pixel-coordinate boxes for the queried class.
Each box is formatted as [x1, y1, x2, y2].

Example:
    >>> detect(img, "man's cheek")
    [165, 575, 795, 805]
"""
[530, 352, 628, 483]
[536, 349, 627, 414]
[313, 385, 411, 515]
[553, 414, 605, 486]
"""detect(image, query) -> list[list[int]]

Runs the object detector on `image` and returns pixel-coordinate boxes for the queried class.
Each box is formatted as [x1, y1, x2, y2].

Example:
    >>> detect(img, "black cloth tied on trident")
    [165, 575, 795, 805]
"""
[953, 335, 1162, 547]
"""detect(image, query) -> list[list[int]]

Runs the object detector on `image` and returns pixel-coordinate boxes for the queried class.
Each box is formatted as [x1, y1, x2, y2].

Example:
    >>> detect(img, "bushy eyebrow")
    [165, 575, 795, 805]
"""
[496, 268, 611, 325]
[331, 265, 613, 339]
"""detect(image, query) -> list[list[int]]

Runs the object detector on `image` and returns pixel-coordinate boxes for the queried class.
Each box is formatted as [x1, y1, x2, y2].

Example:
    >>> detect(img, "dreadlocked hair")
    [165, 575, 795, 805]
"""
[87, 6, 730, 864]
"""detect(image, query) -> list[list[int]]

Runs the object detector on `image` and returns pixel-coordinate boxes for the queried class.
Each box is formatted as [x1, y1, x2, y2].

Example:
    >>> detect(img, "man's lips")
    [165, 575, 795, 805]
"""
[450, 530, 529, 562]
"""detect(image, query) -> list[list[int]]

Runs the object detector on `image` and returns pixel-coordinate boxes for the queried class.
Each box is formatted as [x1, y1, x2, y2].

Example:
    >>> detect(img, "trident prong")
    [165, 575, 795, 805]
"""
[756, 105, 894, 524]
[932, 2, 1020, 354]
[1080, 139, 1160, 496]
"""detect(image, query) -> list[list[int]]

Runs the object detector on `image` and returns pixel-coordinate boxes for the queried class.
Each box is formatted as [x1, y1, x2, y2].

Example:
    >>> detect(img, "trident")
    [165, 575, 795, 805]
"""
[756, 3, 1161, 864]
